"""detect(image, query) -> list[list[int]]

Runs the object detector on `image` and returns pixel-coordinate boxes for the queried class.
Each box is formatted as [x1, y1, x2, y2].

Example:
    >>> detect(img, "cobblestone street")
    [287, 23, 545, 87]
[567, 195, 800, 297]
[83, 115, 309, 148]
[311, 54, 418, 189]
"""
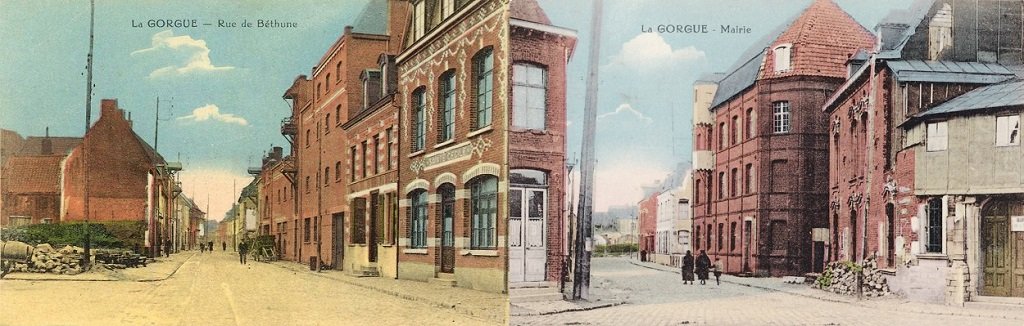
[512, 257, 1021, 326]
[0, 251, 499, 325]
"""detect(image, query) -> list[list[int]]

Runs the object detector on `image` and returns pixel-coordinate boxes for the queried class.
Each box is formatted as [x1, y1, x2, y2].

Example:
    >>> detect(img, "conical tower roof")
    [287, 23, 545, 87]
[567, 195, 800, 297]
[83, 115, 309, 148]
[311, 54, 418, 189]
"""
[759, 0, 876, 79]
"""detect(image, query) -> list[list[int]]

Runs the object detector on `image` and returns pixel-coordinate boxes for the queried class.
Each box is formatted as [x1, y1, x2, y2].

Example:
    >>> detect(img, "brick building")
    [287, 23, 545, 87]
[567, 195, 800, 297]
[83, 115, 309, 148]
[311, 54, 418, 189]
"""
[637, 193, 657, 260]
[395, 0, 507, 293]
[1, 155, 64, 226]
[825, 0, 1024, 304]
[62, 99, 175, 256]
[507, 0, 576, 286]
[256, 147, 297, 260]
[692, 0, 876, 276]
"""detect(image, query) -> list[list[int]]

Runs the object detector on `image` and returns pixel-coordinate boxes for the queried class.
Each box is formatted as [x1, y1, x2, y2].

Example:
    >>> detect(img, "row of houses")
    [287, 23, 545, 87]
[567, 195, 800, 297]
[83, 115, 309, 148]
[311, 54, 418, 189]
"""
[1, 99, 206, 256]
[636, 164, 692, 266]
[242, 0, 576, 293]
[691, 0, 1024, 304]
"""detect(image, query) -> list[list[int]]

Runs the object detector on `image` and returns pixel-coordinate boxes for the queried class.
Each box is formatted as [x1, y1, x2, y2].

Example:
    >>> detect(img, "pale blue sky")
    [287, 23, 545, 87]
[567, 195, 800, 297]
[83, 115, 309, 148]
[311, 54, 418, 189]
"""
[537, 0, 913, 210]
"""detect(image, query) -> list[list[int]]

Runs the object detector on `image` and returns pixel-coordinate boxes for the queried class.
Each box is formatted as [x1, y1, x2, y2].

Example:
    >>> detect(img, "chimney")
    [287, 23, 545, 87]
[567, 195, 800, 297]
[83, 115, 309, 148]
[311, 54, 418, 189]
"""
[100, 99, 123, 120]
[877, 22, 909, 51]
[42, 126, 52, 155]
[272, 146, 283, 160]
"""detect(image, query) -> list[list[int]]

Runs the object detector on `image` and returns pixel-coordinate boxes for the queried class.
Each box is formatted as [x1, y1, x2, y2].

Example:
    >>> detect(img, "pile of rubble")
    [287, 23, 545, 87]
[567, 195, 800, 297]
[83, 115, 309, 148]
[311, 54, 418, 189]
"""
[8, 244, 85, 275]
[814, 257, 890, 297]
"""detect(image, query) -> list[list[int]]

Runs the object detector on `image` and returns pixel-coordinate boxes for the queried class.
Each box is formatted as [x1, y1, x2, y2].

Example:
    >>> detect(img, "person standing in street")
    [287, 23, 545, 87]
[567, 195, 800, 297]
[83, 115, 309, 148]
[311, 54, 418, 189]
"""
[695, 250, 711, 285]
[222, 241, 227, 251]
[238, 241, 248, 265]
[163, 240, 171, 258]
[200, 242, 205, 253]
[712, 257, 724, 285]
[681, 250, 695, 285]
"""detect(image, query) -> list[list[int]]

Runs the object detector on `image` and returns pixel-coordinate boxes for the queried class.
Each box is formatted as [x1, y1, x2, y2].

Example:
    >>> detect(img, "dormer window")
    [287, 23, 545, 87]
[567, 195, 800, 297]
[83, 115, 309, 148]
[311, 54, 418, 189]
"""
[361, 70, 382, 109]
[774, 44, 792, 72]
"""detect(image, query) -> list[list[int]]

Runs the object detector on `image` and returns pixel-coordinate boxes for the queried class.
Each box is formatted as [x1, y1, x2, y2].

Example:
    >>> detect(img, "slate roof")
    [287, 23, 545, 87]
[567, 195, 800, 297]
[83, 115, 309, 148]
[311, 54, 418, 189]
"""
[711, 0, 875, 109]
[511, 0, 551, 25]
[887, 60, 1015, 83]
[351, 0, 388, 35]
[915, 79, 1024, 119]
[1, 155, 64, 194]
[876, 0, 935, 58]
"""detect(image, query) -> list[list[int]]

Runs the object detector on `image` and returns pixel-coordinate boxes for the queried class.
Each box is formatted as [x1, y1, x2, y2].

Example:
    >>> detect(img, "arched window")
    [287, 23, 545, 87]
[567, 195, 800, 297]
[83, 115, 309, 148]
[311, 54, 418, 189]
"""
[335, 105, 342, 125]
[473, 48, 494, 130]
[746, 108, 755, 138]
[411, 87, 426, 151]
[439, 70, 456, 142]
[470, 175, 498, 248]
[305, 129, 311, 147]
[409, 190, 428, 248]
[324, 167, 330, 185]
[325, 114, 331, 133]
[335, 161, 341, 180]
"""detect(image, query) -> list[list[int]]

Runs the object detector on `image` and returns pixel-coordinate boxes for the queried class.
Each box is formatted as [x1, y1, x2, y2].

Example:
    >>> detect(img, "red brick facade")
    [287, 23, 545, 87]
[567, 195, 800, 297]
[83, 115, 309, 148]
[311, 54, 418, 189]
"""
[508, 0, 576, 284]
[1, 155, 64, 226]
[638, 195, 657, 255]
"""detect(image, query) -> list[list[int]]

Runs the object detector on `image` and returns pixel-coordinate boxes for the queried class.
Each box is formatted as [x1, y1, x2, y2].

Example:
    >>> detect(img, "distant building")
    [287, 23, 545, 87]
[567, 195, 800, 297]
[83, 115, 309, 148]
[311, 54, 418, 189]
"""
[1, 155, 64, 226]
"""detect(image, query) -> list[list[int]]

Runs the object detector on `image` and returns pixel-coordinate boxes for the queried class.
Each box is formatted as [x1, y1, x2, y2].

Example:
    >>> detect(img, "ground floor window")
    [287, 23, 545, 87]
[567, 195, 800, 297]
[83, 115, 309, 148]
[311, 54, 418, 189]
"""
[926, 198, 943, 253]
[470, 176, 498, 249]
[410, 190, 428, 248]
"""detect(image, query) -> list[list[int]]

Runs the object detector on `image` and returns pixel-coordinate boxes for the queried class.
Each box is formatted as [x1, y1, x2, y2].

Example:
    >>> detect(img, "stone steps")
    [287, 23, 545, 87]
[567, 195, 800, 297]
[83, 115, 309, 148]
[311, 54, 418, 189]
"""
[510, 282, 562, 303]
[428, 272, 456, 287]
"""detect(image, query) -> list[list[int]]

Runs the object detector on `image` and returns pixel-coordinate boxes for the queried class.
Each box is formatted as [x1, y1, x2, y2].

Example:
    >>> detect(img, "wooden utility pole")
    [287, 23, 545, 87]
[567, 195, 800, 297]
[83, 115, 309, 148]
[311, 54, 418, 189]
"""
[573, 0, 603, 301]
[81, 0, 95, 268]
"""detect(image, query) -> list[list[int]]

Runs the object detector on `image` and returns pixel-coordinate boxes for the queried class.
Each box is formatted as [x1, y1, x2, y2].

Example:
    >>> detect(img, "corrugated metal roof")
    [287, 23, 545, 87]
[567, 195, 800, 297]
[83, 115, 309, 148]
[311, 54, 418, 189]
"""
[917, 79, 1024, 118]
[887, 60, 1015, 83]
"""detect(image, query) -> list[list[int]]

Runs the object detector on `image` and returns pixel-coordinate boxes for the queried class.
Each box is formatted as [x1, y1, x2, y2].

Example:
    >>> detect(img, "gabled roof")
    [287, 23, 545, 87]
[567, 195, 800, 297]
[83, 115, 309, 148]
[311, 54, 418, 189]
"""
[1, 155, 64, 194]
[511, 0, 551, 25]
[711, 0, 875, 109]
[887, 60, 1015, 83]
[876, 0, 936, 58]
[132, 134, 165, 166]
[914, 79, 1024, 119]
[351, 0, 388, 35]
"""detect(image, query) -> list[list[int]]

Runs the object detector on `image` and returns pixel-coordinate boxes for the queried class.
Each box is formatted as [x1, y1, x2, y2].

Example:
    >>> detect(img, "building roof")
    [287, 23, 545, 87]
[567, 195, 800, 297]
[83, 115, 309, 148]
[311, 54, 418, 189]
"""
[1, 155, 64, 194]
[351, 0, 388, 35]
[711, 0, 874, 109]
[511, 0, 551, 25]
[17, 136, 82, 156]
[239, 178, 259, 200]
[876, 0, 935, 58]
[915, 79, 1024, 119]
[887, 60, 1015, 83]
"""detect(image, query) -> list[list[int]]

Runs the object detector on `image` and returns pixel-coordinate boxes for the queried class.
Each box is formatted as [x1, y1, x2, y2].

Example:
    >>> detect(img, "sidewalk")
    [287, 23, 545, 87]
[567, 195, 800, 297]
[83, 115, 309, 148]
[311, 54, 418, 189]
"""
[3, 250, 195, 282]
[510, 288, 627, 316]
[628, 258, 1024, 322]
[265, 259, 507, 325]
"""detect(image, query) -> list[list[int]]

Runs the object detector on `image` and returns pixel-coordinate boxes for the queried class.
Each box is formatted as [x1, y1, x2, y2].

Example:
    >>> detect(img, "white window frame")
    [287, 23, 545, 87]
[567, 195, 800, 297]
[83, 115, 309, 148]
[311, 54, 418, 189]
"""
[926, 121, 948, 151]
[773, 101, 791, 134]
[512, 63, 547, 130]
[995, 115, 1020, 147]
[413, 1, 426, 40]
[442, 0, 456, 18]
[774, 44, 792, 72]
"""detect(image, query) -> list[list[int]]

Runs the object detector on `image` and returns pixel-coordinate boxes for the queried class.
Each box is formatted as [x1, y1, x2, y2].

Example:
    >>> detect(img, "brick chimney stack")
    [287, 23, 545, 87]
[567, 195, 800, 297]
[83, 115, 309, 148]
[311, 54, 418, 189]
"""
[100, 99, 123, 120]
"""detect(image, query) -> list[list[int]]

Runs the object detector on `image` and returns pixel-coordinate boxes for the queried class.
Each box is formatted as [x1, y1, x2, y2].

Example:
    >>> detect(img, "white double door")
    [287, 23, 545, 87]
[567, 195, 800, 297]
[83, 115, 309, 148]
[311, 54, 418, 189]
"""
[509, 187, 547, 283]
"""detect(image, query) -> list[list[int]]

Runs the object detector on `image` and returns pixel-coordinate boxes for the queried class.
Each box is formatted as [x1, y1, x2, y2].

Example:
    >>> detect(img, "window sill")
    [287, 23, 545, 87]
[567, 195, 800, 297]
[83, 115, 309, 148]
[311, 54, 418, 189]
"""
[433, 139, 455, 149]
[403, 248, 428, 255]
[461, 249, 498, 257]
[467, 125, 493, 138]
[511, 127, 548, 135]
[917, 253, 947, 260]
[348, 244, 367, 247]
[408, 150, 425, 158]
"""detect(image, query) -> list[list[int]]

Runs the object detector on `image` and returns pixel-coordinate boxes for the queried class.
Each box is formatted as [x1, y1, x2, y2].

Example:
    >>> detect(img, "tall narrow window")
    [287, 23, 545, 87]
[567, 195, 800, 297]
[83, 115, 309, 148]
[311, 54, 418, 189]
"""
[325, 114, 331, 133]
[442, 0, 455, 17]
[412, 88, 426, 151]
[410, 190, 428, 248]
[995, 115, 1019, 146]
[926, 198, 943, 253]
[352, 198, 366, 244]
[695, 226, 701, 251]
[361, 141, 369, 178]
[744, 163, 754, 194]
[719, 122, 727, 148]
[732, 115, 740, 144]
[474, 49, 494, 129]
[470, 176, 498, 248]
[730, 168, 738, 197]
[373, 135, 380, 175]
[926, 121, 948, 151]
[335, 105, 341, 125]
[695, 180, 702, 205]
[439, 71, 456, 142]
[773, 101, 790, 133]
[730, 222, 738, 252]
[717, 223, 724, 251]
[774, 44, 791, 72]
[335, 161, 341, 180]
[746, 108, 755, 138]
[513, 63, 547, 130]
[324, 167, 330, 186]
[718, 171, 726, 199]
[305, 176, 310, 193]
[386, 127, 394, 170]
[326, 73, 331, 91]
[413, 0, 426, 40]
[349, 146, 357, 182]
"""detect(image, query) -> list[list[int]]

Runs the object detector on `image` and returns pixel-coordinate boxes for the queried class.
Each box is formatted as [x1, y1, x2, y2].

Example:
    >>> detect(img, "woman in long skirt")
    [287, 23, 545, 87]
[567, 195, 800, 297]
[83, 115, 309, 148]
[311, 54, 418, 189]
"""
[681, 250, 695, 284]
[695, 250, 711, 285]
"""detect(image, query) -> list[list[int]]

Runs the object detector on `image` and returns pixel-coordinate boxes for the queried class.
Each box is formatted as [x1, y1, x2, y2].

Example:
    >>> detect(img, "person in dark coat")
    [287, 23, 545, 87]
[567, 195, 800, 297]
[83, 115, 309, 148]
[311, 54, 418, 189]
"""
[238, 241, 248, 265]
[681, 250, 695, 284]
[222, 241, 227, 251]
[695, 250, 711, 285]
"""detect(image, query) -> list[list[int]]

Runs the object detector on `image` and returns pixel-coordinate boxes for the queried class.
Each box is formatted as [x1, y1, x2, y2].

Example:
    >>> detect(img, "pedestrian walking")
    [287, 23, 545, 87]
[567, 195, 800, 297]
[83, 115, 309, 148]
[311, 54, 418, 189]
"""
[208, 241, 214, 253]
[238, 241, 248, 265]
[712, 257, 724, 285]
[200, 242, 205, 253]
[164, 240, 171, 258]
[222, 241, 227, 251]
[681, 250, 695, 284]
[695, 250, 711, 285]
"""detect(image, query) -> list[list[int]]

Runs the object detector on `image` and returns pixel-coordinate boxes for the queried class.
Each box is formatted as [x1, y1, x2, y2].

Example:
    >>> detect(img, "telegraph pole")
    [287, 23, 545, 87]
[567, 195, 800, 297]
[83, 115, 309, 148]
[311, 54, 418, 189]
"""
[81, 0, 96, 269]
[573, 0, 603, 301]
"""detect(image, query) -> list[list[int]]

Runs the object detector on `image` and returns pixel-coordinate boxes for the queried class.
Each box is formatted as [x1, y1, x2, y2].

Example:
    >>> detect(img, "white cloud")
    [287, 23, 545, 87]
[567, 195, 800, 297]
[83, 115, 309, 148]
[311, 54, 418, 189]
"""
[132, 30, 235, 78]
[593, 162, 670, 212]
[177, 104, 248, 126]
[597, 103, 653, 124]
[609, 33, 705, 71]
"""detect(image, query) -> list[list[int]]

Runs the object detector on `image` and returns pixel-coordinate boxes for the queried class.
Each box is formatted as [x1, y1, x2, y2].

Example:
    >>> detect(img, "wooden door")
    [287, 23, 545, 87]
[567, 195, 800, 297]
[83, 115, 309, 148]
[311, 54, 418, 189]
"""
[440, 185, 455, 273]
[369, 194, 379, 263]
[333, 213, 344, 270]
[983, 216, 1009, 296]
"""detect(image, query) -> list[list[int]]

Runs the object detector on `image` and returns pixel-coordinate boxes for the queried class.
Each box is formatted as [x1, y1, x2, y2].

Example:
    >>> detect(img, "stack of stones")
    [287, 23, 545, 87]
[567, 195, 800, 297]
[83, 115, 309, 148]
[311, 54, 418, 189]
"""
[9, 244, 85, 275]
[814, 257, 890, 297]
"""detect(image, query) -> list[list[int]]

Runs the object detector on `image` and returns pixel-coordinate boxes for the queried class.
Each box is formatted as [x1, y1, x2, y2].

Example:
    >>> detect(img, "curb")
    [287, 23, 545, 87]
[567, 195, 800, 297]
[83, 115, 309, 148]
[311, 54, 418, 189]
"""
[265, 260, 502, 324]
[512, 300, 628, 316]
[626, 259, 1024, 322]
